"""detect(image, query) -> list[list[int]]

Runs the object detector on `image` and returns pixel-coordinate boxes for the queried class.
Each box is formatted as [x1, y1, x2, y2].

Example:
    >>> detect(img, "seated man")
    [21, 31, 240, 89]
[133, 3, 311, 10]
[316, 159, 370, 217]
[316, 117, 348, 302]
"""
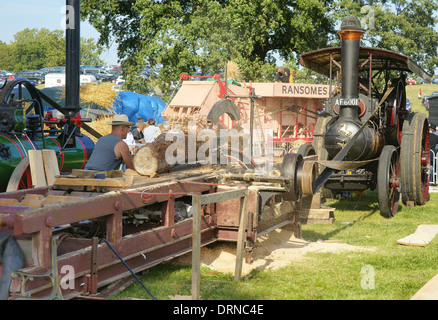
[84, 114, 135, 171]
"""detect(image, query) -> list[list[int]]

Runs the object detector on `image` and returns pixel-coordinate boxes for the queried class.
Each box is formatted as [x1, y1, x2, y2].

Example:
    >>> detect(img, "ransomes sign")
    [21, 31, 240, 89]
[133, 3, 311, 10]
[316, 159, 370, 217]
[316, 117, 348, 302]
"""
[274, 83, 330, 99]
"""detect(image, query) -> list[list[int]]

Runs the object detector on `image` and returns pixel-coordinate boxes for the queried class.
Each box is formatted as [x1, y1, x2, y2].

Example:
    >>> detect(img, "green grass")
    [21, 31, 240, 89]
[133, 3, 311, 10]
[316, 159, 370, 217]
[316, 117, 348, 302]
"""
[406, 83, 438, 114]
[112, 191, 438, 300]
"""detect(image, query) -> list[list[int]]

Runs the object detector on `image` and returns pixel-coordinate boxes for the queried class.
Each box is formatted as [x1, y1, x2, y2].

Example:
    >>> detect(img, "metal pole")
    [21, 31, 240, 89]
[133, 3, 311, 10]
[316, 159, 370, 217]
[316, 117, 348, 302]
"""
[65, 0, 81, 116]
[250, 88, 255, 160]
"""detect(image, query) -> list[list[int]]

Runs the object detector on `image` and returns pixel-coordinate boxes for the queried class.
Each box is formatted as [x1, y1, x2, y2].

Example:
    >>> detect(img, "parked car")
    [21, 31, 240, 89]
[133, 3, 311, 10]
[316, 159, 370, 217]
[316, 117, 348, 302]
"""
[432, 79, 438, 85]
[15, 70, 45, 84]
[424, 97, 429, 110]
[93, 68, 118, 82]
[423, 92, 438, 110]
[82, 68, 112, 82]
[0, 70, 15, 80]
[406, 98, 411, 112]
[14, 77, 36, 86]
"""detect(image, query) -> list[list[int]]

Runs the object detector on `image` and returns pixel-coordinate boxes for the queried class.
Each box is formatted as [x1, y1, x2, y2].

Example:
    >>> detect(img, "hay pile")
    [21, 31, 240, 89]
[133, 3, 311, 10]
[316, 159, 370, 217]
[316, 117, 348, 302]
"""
[64, 83, 119, 143]
[61, 82, 118, 112]
[84, 116, 113, 143]
[80, 82, 118, 112]
[226, 61, 241, 81]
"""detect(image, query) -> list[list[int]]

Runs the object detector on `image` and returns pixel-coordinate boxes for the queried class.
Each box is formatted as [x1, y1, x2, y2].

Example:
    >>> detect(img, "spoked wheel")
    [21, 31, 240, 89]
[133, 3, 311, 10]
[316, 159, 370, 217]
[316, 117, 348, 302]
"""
[400, 113, 430, 206]
[6, 157, 32, 192]
[387, 79, 407, 146]
[377, 145, 400, 218]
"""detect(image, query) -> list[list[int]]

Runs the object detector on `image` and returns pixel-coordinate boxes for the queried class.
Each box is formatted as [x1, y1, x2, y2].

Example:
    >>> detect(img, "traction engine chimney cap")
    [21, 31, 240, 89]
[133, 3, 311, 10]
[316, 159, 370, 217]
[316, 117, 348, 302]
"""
[338, 16, 364, 40]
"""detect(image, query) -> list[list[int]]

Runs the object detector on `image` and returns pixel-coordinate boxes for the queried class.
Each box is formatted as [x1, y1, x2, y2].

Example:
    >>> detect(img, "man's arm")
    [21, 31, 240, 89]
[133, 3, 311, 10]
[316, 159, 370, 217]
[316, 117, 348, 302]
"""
[114, 141, 135, 170]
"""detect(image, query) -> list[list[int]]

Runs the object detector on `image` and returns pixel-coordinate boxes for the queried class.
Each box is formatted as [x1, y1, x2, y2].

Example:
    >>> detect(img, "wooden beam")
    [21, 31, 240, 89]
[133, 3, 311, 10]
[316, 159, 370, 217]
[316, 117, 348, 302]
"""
[234, 193, 248, 281]
[200, 188, 247, 205]
[191, 194, 201, 300]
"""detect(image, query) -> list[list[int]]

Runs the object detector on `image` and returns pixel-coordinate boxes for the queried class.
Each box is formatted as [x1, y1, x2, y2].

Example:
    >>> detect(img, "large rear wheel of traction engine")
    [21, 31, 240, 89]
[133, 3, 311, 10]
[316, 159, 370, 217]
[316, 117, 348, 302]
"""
[400, 112, 430, 206]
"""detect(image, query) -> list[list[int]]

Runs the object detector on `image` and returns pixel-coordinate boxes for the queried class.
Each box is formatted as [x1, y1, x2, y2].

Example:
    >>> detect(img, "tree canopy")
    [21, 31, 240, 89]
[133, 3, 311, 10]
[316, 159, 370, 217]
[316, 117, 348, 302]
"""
[81, 0, 438, 96]
[332, 0, 438, 75]
[81, 0, 335, 94]
[0, 28, 104, 72]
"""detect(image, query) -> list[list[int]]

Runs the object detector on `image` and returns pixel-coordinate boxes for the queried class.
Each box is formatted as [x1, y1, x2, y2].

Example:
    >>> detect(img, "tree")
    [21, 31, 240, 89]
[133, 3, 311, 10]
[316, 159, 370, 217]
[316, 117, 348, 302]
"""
[0, 28, 104, 72]
[332, 0, 438, 75]
[0, 41, 15, 71]
[81, 0, 336, 97]
[80, 38, 105, 66]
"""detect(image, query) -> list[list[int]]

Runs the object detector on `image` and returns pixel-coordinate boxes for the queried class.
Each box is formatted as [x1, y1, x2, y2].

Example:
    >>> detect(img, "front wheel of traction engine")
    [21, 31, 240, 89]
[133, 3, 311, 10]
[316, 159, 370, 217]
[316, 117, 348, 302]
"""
[377, 145, 400, 218]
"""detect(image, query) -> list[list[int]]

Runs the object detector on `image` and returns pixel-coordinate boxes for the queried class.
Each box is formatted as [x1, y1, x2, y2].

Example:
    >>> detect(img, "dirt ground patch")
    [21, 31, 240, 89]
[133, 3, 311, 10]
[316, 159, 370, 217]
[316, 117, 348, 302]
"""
[172, 224, 370, 276]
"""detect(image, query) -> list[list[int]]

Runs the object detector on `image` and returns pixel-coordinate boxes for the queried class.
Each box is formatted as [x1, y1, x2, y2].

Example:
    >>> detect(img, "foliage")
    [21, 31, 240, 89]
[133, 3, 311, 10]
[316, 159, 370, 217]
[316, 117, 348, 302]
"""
[0, 28, 104, 72]
[81, 0, 336, 94]
[81, 0, 438, 97]
[333, 0, 438, 75]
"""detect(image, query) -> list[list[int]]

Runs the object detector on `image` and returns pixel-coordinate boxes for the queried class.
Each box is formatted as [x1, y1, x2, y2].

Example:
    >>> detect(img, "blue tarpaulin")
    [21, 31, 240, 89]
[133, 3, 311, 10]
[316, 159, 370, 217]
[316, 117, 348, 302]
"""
[112, 91, 167, 125]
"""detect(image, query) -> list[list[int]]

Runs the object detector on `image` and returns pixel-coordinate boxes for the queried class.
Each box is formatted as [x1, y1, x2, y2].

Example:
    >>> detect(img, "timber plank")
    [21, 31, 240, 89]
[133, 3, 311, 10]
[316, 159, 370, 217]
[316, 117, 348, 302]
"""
[29, 150, 47, 188]
[0, 198, 20, 205]
[53, 177, 126, 188]
[19, 199, 44, 207]
[23, 194, 45, 201]
[42, 195, 81, 205]
[42, 150, 60, 185]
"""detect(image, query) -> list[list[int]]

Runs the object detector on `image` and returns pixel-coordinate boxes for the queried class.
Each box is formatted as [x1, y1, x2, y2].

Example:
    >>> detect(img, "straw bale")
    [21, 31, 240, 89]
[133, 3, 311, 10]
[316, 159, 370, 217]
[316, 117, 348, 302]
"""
[60, 83, 118, 112]
[226, 61, 241, 81]
[80, 83, 118, 110]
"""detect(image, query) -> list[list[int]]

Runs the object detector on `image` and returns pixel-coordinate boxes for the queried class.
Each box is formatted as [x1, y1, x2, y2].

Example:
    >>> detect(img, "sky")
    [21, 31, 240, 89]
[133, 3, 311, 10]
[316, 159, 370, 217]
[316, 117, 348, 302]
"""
[0, 0, 119, 65]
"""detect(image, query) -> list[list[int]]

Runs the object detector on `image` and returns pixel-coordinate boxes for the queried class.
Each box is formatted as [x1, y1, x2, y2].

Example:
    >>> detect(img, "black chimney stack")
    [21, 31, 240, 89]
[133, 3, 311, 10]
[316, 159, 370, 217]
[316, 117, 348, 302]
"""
[65, 0, 81, 117]
[337, 16, 364, 120]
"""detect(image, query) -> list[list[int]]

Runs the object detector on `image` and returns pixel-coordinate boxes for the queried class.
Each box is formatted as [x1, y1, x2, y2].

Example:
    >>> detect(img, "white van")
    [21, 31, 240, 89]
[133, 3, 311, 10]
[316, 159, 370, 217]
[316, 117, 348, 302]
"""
[80, 74, 97, 85]
[45, 73, 65, 88]
[45, 73, 97, 88]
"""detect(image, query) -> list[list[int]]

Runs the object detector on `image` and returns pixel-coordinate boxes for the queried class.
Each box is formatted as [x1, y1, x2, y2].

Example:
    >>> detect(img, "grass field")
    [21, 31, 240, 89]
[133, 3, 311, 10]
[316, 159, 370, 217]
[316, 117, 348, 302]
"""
[406, 83, 438, 114]
[112, 191, 438, 300]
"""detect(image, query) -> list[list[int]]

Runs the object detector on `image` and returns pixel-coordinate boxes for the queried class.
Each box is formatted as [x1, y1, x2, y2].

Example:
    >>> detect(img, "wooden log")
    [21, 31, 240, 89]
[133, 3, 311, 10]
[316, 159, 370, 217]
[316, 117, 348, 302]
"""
[133, 133, 209, 176]
[133, 134, 175, 176]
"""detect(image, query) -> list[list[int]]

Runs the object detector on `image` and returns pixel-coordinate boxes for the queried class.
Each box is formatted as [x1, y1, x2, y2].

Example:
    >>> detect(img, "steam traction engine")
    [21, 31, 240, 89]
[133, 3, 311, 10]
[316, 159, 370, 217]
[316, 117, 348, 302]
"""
[300, 16, 431, 217]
